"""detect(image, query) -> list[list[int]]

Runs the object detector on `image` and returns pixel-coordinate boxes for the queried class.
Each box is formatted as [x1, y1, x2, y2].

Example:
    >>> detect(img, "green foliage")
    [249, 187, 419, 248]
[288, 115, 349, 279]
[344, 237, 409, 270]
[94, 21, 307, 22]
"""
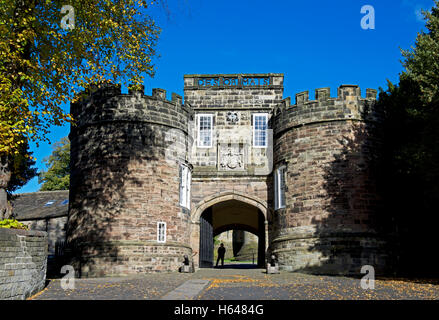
[7, 138, 38, 194]
[376, 76, 438, 196]
[374, 0, 439, 276]
[402, 0, 439, 103]
[0, 0, 161, 219]
[39, 137, 70, 191]
[0, 219, 28, 230]
[0, 0, 160, 156]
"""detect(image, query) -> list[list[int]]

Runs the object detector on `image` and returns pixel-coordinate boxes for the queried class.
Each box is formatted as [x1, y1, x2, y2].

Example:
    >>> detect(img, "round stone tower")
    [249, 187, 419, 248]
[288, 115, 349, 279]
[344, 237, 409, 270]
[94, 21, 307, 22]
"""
[271, 85, 390, 275]
[67, 84, 193, 276]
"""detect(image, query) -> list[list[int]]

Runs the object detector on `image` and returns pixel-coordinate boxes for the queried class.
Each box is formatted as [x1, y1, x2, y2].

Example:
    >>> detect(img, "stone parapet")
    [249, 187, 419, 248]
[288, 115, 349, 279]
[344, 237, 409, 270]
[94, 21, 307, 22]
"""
[184, 74, 284, 110]
[0, 229, 47, 300]
[273, 85, 378, 136]
[68, 241, 192, 277]
[71, 84, 192, 135]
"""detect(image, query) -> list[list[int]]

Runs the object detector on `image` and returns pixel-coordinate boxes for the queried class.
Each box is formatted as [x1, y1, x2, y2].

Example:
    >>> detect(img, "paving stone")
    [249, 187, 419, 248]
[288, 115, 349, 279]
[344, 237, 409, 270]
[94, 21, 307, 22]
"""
[31, 268, 439, 300]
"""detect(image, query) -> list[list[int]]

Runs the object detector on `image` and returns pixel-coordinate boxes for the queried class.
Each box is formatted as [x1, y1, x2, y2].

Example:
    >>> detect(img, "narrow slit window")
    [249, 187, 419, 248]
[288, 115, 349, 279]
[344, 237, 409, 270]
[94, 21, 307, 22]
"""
[197, 114, 213, 148]
[157, 222, 166, 243]
[179, 164, 191, 209]
[253, 113, 268, 148]
[275, 166, 286, 209]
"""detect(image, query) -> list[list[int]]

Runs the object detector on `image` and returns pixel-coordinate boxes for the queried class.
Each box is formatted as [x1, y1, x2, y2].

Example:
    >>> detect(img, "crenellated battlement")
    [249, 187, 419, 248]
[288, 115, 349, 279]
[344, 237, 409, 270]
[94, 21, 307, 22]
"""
[70, 83, 192, 136]
[272, 85, 378, 136]
[67, 73, 390, 276]
[72, 83, 190, 109]
[291, 85, 377, 106]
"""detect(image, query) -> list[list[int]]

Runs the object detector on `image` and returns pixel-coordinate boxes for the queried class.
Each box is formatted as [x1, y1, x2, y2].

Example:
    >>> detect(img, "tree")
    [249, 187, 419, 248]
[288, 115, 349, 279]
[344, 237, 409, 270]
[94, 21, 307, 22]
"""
[39, 137, 70, 191]
[0, 0, 161, 218]
[402, 0, 439, 104]
[0, 139, 37, 219]
[374, 1, 439, 276]
[398, 0, 439, 217]
[7, 140, 38, 193]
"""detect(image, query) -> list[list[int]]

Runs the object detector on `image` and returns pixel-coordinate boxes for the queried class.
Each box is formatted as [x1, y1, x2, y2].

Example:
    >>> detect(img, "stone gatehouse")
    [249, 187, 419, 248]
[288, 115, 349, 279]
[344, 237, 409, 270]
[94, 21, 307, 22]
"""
[67, 73, 391, 277]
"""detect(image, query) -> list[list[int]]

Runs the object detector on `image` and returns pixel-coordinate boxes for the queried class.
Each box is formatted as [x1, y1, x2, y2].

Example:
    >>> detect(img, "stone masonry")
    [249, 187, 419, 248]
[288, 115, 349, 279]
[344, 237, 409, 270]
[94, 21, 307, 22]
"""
[271, 86, 390, 274]
[0, 228, 47, 300]
[67, 74, 391, 276]
[68, 85, 192, 276]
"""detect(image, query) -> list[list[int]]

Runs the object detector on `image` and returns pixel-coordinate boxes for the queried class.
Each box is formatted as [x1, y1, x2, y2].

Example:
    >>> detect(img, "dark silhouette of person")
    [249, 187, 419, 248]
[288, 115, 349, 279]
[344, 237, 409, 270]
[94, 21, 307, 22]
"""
[216, 243, 226, 267]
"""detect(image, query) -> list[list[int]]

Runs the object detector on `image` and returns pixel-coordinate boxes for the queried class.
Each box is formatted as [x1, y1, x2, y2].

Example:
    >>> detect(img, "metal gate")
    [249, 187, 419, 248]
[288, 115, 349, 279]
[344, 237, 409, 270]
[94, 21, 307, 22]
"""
[257, 209, 266, 267]
[199, 207, 213, 268]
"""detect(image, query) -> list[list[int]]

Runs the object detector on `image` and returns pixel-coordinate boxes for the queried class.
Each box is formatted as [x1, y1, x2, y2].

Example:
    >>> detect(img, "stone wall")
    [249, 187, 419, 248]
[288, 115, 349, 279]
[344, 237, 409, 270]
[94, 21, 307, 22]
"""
[0, 228, 47, 300]
[192, 177, 269, 209]
[67, 75, 392, 276]
[68, 84, 193, 276]
[185, 74, 281, 175]
[184, 74, 283, 109]
[186, 74, 277, 268]
[271, 85, 390, 274]
[20, 216, 67, 256]
[214, 231, 259, 262]
[189, 177, 269, 268]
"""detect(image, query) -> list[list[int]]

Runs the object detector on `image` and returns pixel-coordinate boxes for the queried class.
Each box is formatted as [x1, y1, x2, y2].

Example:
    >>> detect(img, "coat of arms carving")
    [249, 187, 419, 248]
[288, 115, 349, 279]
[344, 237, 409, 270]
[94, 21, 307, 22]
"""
[218, 144, 246, 171]
[226, 111, 239, 124]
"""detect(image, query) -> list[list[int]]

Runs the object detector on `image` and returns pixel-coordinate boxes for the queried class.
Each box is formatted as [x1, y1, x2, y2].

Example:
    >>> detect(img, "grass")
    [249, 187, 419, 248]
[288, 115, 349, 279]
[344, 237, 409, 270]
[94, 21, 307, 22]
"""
[223, 259, 255, 264]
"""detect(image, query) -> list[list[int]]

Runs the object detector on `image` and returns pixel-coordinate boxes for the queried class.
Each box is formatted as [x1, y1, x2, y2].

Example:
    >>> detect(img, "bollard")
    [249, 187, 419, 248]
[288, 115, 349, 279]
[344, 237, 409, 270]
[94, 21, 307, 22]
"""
[266, 254, 280, 274]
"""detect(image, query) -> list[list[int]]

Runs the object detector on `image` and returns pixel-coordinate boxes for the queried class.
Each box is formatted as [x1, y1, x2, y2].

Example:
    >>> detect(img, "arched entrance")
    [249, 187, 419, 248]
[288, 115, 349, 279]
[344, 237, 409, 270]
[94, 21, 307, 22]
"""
[194, 193, 268, 268]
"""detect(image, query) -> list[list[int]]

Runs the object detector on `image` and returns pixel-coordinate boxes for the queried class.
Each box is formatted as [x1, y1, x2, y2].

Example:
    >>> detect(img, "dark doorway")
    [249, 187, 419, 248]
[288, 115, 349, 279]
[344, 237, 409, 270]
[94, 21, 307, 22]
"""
[257, 210, 265, 267]
[199, 200, 266, 268]
[199, 207, 213, 267]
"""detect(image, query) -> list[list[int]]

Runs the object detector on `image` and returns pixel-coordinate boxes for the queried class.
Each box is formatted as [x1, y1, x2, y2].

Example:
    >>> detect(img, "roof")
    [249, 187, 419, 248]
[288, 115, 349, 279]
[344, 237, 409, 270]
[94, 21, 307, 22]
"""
[11, 190, 69, 221]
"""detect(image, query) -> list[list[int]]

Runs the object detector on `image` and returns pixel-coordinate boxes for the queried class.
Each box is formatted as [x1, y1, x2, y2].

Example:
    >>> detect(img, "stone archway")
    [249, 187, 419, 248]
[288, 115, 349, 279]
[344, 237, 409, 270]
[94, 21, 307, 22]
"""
[190, 192, 269, 269]
[192, 191, 269, 223]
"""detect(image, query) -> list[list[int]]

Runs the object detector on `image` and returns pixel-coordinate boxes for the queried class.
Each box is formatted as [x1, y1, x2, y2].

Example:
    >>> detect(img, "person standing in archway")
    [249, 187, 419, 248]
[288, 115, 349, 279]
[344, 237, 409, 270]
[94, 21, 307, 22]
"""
[216, 243, 226, 267]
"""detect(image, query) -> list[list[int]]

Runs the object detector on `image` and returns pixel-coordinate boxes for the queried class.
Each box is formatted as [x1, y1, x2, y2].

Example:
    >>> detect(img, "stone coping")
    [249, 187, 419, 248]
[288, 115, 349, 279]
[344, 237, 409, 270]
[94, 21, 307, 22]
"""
[184, 74, 284, 90]
[0, 228, 47, 237]
[192, 107, 275, 111]
[184, 73, 284, 78]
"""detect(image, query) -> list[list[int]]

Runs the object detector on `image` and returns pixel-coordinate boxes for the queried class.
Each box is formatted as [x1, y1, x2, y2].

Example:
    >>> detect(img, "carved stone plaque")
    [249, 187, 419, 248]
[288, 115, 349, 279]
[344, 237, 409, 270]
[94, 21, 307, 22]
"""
[218, 143, 246, 171]
[226, 111, 239, 124]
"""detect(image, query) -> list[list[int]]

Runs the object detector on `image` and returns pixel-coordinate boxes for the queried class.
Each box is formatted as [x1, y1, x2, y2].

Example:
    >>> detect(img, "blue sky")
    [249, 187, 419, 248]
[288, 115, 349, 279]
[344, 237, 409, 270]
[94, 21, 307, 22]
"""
[16, 0, 435, 193]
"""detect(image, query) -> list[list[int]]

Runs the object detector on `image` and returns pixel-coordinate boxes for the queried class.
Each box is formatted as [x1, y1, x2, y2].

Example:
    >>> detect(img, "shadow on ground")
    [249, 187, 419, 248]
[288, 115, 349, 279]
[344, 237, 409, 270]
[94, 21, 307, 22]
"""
[212, 264, 259, 270]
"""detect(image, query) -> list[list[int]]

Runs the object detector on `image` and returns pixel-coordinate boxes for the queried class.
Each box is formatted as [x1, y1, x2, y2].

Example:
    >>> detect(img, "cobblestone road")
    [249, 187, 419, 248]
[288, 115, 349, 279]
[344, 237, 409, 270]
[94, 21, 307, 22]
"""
[30, 267, 439, 300]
